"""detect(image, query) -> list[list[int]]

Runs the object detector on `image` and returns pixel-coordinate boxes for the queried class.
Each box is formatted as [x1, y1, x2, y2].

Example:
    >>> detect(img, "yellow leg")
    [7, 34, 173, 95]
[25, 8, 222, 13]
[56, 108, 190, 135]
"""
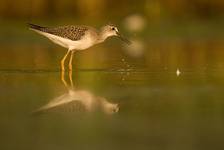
[61, 50, 71, 71]
[69, 70, 74, 89]
[69, 51, 74, 71]
[61, 69, 69, 89]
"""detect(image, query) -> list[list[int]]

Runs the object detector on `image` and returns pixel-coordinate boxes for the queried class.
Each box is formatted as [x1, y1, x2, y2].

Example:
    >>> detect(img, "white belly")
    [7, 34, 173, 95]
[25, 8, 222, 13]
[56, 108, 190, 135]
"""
[33, 30, 95, 51]
[69, 34, 95, 50]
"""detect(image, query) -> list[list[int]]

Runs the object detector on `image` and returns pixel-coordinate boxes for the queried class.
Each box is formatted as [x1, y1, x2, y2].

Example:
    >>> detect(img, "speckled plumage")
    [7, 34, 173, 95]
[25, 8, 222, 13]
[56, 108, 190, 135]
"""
[29, 24, 88, 41]
[28, 23, 130, 71]
[43, 26, 88, 41]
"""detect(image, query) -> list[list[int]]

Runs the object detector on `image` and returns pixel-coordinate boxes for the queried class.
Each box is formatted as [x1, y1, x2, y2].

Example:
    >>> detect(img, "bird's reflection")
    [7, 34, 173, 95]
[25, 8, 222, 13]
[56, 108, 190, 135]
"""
[34, 71, 119, 114]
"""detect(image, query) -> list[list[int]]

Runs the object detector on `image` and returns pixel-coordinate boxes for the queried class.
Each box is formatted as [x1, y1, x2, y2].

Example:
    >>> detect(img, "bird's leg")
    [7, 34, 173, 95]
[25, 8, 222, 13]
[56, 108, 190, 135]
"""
[69, 51, 74, 71]
[69, 69, 74, 89]
[61, 69, 69, 89]
[61, 50, 71, 71]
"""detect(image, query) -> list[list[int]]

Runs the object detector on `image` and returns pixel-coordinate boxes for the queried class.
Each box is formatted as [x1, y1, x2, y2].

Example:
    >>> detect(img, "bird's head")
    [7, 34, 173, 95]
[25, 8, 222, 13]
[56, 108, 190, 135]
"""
[99, 97, 119, 114]
[100, 24, 131, 45]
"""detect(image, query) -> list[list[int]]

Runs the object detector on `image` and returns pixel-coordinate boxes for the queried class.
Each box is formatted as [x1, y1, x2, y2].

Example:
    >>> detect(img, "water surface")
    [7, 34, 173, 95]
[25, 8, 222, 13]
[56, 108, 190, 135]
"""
[0, 35, 224, 150]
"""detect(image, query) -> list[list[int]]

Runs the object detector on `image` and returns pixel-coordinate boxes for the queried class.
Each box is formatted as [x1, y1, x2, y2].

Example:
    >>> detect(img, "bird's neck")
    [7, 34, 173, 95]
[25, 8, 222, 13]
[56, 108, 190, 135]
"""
[97, 32, 108, 44]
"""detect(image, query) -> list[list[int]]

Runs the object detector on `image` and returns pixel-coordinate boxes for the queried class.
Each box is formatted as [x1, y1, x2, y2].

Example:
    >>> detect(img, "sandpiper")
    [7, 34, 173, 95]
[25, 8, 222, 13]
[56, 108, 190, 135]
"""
[28, 23, 131, 71]
[33, 66, 119, 115]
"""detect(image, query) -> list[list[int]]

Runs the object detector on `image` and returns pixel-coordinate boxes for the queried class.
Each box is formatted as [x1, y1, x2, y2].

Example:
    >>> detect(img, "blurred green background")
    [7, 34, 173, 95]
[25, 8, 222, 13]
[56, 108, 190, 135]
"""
[1, 0, 224, 150]
[1, 0, 224, 70]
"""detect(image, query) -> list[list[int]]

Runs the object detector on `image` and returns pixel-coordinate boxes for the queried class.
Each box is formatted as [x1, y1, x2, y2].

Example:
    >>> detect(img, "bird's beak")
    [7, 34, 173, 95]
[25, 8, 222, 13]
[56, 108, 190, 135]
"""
[116, 31, 131, 45]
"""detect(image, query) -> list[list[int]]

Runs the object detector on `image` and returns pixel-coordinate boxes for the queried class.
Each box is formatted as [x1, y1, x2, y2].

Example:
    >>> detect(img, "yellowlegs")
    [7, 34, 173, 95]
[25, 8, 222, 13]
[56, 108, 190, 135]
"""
[28, 23, 131, 71]
[33, 87, 119, 114]
[33, 68, 119, 114]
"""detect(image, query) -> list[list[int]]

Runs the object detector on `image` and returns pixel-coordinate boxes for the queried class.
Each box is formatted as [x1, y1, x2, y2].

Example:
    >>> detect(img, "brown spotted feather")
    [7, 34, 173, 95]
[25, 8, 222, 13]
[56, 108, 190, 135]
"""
[41, 26, 88, 41]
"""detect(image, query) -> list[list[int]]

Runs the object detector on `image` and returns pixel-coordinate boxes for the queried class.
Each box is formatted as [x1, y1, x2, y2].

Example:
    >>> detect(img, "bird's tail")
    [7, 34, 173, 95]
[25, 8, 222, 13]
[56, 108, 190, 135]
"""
[27, 23, 45, 31]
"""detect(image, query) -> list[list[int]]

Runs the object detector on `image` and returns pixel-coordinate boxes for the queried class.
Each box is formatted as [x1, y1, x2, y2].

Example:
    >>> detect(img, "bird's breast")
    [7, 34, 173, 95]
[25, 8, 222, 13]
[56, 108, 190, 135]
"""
[69, 33, 96, 50]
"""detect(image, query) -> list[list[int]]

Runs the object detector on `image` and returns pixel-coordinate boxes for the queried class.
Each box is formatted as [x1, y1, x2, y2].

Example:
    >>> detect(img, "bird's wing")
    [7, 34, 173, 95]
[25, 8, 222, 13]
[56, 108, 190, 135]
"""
[28, 23, 88, 41]
[41, 100, 86, 113]
[42, 25, 88, 41]
[32, 95, 86, 114]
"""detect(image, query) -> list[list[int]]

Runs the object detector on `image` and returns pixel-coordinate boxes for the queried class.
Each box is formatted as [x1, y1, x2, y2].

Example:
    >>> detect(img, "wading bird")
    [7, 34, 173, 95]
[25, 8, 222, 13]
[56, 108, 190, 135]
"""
[29, 23, 131, 71]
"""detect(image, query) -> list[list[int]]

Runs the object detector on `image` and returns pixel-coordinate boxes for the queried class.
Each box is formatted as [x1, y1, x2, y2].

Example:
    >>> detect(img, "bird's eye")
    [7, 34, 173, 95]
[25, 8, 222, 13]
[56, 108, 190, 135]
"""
[111, 27, 115, 30]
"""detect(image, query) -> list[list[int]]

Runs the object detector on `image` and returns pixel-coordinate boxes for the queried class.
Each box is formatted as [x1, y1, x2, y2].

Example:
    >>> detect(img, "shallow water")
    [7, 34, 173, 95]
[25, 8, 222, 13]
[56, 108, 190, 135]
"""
[1, 32, 224, 150]
[1, 69, 224, 149]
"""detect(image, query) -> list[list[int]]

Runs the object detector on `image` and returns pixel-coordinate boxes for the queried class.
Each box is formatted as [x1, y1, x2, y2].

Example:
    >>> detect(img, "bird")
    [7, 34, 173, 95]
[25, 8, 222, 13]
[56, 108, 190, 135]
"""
[28, 23, 131, 71]
[32, 66, 119, 115]
[33, 88, 119, 115]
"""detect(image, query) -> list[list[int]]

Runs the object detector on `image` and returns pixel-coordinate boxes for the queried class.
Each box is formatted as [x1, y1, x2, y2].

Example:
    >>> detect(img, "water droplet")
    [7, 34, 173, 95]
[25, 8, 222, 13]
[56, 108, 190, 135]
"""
[176, 69, 181, 76]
